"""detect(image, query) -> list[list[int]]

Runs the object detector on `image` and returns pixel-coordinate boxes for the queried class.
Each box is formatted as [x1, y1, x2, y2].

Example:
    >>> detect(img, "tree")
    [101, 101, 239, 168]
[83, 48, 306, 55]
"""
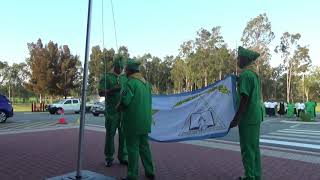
[26, 38, 49, 102]
[0, 61, 9, 84]
[275, 32, 311, 102]
[303, 66, 320, 101]
[26, 39, 81, 101]
[55, 45, 81, 98]
[88, 46, 104, 96]
[6, 63, 29, 101]
[241, 13, 275, 99]
[171, 57, 188, 93]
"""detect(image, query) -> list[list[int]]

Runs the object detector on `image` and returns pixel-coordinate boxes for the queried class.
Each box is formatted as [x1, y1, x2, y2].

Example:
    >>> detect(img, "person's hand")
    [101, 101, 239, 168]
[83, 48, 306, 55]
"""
[107, 91, 115, 96]
[116, 103, 124, 112]
[229, 116, 239, 129]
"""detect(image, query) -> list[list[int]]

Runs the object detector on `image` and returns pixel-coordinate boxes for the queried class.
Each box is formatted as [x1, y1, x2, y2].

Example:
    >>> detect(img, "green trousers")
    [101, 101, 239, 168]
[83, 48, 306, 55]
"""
[239, 123, 261, 180]
[287, 107, 294, 118]
[125, 134, 154, 180]
[105, 112, 128, 161]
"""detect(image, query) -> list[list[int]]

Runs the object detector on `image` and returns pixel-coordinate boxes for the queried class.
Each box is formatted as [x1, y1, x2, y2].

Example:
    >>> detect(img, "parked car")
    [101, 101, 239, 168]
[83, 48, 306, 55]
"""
[91, 101, 105, 116]
[0, 94, 13, 123]
[48, 98, 81, 114]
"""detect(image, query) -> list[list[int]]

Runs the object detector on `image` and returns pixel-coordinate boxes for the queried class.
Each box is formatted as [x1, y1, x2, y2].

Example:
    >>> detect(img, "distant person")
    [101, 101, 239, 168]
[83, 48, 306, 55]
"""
[264, 101, 270, 116]
[230, 47, 263, 180]
[297, 101, 305, 117]
[306, 101, 316, 119]
[269, 100, 276, 116]
[287, 103, 295, 118]
[278, 101, 286, 116]
[98, 57, 128, 167]
[313, 101, 317, 117]
[295, 102, 300, 116]
[118, 59, 155, 180]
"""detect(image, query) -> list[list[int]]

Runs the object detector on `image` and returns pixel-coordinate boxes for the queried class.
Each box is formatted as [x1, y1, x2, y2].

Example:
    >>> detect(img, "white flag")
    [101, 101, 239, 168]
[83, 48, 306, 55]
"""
[150, 75, 237, 142]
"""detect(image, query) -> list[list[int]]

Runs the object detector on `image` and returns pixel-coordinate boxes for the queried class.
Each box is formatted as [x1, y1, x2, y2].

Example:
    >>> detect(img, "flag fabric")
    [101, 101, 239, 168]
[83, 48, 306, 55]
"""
[149, 75, 237, 142]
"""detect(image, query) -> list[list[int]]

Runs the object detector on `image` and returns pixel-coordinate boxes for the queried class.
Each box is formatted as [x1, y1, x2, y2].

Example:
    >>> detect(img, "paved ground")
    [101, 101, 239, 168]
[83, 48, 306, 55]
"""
[1, 112, 319, 179]
[0, 128, 319, 180]
[4, 112, 320, 153]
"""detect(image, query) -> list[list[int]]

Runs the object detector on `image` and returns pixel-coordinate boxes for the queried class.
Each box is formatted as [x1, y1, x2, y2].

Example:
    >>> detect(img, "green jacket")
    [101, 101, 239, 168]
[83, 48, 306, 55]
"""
[120, 73, 152, 135]
[99, 72, 128, 113]
[238, 70, 264, 125]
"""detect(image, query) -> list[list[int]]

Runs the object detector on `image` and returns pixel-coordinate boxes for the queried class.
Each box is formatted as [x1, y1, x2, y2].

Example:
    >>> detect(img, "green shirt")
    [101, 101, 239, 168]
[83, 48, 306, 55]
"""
[99, 72, 128, 113]
[238, 70, 263, 125]
[120, 73, 152, 135]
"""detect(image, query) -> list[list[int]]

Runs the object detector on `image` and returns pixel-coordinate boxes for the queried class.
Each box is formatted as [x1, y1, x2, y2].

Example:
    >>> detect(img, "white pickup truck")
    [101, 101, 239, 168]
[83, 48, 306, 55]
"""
[48, 98, 90, 115]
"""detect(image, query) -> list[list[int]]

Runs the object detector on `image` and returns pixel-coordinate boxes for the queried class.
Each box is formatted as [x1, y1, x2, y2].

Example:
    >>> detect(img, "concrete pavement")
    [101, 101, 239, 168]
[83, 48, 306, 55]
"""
[0, 128, 319, 180]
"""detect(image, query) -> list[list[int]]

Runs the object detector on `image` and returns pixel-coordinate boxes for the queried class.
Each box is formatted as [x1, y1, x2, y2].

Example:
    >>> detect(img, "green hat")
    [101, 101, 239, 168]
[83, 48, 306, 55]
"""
[238, 46, 260, 62]
[126, 58, 141, 71]
[113, 56, 124, 68]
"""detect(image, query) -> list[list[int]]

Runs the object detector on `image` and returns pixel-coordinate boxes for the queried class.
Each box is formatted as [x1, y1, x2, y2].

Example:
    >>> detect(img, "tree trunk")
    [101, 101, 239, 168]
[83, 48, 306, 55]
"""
[205, 72, 208, 87]
[286, 68, 291, 103]
[40, 94, 42, 103]
[219, 71, 222, 80]
[235, 65, 238, 76]
[305, 89, 309, 102]
[289, 67, 292, 102]
[8, 85, 11, 102]
[185, 76, 188, 91]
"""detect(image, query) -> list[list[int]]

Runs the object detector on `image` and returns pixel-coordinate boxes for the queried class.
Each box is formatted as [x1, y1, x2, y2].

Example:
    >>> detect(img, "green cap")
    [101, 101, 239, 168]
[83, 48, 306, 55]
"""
[113, 55, 124, 68]
[126, 58, 141, 71]
[238, 46, 260, 62]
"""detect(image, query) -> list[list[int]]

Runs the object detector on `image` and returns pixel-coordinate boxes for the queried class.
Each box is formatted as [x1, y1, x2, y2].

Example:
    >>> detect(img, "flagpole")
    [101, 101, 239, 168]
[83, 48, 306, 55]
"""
[76, 0, 92, 178]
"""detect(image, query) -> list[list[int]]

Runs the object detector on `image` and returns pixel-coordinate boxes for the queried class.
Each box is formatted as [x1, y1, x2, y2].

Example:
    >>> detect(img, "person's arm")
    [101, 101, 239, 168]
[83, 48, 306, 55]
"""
[98, 86, 121, 97]
[229, 72, 252, 129]
[98, 75, 120, 97]
[230, 94, 249, 128]
[116, 81, 134, 111]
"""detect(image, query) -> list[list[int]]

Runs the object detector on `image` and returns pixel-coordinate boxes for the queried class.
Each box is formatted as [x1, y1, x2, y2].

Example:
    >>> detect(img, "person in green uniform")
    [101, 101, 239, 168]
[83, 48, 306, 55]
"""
[287, 103, 295, 118]
[313, 101, 317, 118]
[230, 46, 263, 180]
[118, 59, 155, 180]
[98, 56, 128, 167]
[306, 101, 316, 119]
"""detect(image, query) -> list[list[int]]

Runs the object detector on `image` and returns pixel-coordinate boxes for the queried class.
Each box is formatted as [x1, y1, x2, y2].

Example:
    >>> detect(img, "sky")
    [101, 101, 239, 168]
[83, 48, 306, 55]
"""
[0, 0, 319, 67]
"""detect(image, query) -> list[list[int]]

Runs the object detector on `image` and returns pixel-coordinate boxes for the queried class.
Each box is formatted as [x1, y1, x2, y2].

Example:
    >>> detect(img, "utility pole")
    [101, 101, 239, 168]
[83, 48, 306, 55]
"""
[64, 71, 67, 99]
[303, 73, 305, 102]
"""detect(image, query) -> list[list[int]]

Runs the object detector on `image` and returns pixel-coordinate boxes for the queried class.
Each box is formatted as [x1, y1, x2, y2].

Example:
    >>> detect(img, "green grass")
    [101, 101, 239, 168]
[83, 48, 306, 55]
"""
[12, 104, 32, 112]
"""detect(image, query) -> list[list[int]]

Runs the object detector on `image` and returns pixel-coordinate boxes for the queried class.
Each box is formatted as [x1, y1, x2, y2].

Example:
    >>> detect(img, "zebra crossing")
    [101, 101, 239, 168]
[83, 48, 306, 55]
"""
[260, 128, 320, 151]
[0, 121, 75, 133]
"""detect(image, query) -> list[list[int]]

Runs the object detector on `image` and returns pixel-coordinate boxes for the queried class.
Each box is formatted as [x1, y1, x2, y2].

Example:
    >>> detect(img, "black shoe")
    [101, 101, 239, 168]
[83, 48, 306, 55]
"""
[104, 160, 113, 167]
[146, 174, 155, 180]
[119, 160, 128, 166]
[119, 177, 128, 180]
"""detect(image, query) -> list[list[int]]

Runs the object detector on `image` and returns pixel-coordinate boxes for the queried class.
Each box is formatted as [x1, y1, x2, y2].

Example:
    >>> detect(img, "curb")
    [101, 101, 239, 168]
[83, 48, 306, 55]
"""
[280, 120, 320, 124]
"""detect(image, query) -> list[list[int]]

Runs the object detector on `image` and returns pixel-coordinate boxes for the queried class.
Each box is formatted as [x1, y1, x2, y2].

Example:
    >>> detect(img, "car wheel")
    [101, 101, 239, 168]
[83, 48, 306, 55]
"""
[0, 111, 7, 123]
[49, 108, 56, 115]
[92, 112, 99, 117]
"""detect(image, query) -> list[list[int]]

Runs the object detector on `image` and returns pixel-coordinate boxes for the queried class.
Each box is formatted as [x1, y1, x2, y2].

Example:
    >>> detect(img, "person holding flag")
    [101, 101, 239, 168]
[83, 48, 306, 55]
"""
[117, 58, 155, 180]
[230, 46, 263, 180]
[98, 56, 128, 167]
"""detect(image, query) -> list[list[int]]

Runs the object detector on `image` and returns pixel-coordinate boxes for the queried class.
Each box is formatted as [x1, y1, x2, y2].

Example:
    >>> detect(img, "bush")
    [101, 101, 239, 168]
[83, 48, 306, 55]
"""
[299, 112, 313, 122]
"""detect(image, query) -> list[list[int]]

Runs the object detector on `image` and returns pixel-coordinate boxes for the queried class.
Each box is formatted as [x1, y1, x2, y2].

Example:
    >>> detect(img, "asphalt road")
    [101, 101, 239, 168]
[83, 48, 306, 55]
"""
[9, 111, 105, 126]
